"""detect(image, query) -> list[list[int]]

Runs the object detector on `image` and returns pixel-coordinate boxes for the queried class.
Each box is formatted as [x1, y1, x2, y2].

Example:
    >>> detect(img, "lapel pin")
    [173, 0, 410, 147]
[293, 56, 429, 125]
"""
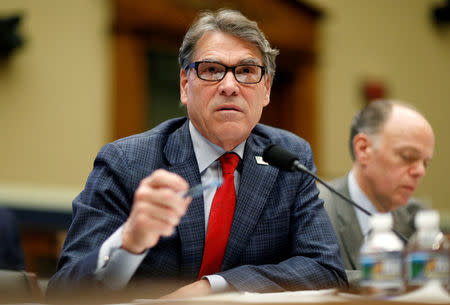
[255, 156, 269, 165]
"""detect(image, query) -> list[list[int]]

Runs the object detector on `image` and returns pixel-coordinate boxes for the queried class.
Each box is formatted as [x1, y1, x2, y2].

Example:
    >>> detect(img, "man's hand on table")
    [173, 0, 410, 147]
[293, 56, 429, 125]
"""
[160, 279, 213, 299]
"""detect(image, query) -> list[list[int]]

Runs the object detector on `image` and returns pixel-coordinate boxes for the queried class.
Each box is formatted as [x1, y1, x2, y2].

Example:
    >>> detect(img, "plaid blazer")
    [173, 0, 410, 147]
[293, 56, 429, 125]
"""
[48, 117, 347, 294]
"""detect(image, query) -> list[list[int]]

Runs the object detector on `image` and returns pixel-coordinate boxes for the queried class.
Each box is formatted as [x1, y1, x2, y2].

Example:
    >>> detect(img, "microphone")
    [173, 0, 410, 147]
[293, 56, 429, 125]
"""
[262, 144, 407, 243]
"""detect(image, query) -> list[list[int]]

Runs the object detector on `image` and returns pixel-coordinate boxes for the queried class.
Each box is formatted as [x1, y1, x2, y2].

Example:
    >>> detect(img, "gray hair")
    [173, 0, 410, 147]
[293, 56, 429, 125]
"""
[178, 9, 279, 82]
[349, 99, 420, 160]
[349, 100, 393, 161]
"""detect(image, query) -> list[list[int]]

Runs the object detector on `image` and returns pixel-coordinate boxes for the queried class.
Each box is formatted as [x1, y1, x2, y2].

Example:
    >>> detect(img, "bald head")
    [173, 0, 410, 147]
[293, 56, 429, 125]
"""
[349, 100, 433, 160]
[383, 104, 435, 156]
[351, 100, 435, 212]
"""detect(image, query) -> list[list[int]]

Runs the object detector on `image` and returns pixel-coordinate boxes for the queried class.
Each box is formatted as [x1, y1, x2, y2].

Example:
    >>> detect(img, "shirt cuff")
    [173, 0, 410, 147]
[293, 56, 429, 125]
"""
[204, 274, 232, 293]
[95, 224, 148, 290]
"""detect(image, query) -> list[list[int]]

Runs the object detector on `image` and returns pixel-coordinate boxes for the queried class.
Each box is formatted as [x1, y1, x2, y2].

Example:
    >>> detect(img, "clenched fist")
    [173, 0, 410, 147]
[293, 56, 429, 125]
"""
[121, 169, 192, 254]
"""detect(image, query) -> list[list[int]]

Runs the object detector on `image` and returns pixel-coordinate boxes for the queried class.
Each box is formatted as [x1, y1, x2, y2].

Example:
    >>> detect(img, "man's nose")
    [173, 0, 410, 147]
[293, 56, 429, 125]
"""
[409, 160, 426, 178]
[218, 70, 239, 96]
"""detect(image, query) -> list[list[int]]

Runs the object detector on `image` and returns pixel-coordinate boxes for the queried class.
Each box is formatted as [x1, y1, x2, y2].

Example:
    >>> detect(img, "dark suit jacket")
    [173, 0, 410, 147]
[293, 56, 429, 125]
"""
[0, 207, 25, 271]
[319, 175, 422, 270]
[48, 118, 347, 294]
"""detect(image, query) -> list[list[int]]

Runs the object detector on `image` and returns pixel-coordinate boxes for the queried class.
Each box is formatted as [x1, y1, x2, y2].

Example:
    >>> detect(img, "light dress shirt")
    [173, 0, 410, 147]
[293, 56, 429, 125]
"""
[347, 170, 390, 238]
[95, 120, 245, 293]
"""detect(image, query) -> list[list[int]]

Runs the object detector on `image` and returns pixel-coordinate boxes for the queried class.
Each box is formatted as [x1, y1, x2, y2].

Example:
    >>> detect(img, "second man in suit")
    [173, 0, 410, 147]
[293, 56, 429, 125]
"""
[319, 100, 435, 279]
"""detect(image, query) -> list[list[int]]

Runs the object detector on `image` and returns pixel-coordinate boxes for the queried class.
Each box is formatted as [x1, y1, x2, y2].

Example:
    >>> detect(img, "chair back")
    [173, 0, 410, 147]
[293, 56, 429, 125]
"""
[0, 269, 43, 303]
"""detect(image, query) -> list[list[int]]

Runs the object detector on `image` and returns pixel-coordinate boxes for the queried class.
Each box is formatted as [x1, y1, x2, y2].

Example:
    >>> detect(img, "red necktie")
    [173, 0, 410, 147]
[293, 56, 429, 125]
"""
[198, 153, 240, 279]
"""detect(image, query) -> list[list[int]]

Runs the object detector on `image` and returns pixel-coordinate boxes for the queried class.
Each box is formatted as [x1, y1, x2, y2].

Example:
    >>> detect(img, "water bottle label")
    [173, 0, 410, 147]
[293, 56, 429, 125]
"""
[360, 251, 403, 289]
[406, 251, 449, 285]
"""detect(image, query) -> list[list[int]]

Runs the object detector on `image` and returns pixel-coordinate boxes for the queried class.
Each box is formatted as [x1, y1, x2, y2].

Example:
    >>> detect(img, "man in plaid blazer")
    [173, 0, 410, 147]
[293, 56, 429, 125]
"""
[48, 9, 347, 298]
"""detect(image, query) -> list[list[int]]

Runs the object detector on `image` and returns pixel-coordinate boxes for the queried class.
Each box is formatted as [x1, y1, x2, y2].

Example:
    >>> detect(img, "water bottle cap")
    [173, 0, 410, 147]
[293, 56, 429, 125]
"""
[415, 210, 439, 228]
[370, 213, 392, 230]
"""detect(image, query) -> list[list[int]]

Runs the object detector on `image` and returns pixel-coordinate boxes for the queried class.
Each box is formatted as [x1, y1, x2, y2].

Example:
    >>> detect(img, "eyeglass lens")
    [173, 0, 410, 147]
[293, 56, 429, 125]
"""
[196, 62, 263, 84]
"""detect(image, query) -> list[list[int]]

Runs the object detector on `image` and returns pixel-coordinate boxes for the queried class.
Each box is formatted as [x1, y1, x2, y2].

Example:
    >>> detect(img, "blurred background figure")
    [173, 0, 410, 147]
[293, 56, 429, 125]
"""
[0, 207, 25, 270]
[319, 99, 435, 284]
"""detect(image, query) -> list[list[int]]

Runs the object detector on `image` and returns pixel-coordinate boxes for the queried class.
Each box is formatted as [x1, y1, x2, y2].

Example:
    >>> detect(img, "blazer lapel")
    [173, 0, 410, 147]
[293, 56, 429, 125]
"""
[392, 207, 415, 242]
[222, 134, 278, 270]
[335, 179, 364, 269]
[164, 121, 204, 277]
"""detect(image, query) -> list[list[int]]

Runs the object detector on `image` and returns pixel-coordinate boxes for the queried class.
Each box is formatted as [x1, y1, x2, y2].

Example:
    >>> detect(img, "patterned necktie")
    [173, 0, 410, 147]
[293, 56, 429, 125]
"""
[197, 152, 240, 279]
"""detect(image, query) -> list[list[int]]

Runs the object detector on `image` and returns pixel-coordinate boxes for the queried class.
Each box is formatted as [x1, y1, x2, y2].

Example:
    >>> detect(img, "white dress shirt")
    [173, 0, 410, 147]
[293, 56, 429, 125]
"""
[95, 120, 245, 293]
[347, 170, 390, 237]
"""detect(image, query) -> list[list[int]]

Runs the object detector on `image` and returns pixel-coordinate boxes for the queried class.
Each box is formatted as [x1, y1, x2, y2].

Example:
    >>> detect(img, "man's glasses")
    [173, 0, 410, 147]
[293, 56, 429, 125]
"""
[187, 61, 265, 84]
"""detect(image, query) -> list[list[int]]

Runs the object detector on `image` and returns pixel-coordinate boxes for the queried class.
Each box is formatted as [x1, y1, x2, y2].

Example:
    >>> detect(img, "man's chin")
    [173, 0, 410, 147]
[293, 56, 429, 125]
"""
[220, 124, 249, 138]
[211, 128, 249, 150]
[391, 198, 410, 211]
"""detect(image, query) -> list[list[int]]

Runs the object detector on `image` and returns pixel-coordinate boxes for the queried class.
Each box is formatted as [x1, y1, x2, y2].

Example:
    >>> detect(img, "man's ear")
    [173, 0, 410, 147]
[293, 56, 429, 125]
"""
[263, 76, 272, 107]
[353, 133, 373, 165]
[180, 69, 188, 106]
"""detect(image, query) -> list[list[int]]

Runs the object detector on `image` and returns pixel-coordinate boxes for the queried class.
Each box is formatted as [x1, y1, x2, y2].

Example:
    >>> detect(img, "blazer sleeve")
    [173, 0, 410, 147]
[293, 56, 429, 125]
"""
[47, 142, 137, 295]
[218, 142, 348, 292]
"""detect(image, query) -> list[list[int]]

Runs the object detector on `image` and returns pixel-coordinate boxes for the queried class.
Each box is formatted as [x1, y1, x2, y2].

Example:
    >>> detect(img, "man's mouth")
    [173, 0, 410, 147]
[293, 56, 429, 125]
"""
[217, 104, 242, 112]
[402, 185, 416, 192]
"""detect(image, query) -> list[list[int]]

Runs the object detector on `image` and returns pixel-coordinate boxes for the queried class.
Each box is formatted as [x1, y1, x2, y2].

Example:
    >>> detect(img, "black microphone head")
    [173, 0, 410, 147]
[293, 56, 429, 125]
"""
[262, 144, 299, 171]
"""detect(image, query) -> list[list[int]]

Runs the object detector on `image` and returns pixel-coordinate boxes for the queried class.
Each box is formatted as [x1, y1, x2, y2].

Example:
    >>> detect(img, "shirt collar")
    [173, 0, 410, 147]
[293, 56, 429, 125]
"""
[189, 120, 245, 173]
[348, 170, 383, 236]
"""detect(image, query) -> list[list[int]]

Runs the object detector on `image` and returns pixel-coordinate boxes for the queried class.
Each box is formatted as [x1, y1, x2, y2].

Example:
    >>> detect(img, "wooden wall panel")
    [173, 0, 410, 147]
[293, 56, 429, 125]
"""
[112, 0, 322, 157]
[113, 34, 149, 140]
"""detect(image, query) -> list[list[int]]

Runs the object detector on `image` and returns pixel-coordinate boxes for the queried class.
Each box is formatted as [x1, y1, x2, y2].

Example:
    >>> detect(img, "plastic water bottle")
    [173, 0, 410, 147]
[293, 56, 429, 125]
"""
[359, 213, 404, 297]
[405, 210, 449, 292]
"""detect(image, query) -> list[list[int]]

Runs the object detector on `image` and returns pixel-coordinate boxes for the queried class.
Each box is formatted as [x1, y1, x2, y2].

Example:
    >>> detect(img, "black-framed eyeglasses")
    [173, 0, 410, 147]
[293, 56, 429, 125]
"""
[187, 61, 265, 84]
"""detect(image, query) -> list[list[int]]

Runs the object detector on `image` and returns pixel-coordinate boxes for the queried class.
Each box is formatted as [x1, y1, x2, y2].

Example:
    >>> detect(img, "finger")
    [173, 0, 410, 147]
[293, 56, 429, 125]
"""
[127, 210, 176, 237]
[132, 199, 182, 226]
[138, 215, 175, 237]
[134, 186, 191, 216]
[142, 169, 190, 193]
